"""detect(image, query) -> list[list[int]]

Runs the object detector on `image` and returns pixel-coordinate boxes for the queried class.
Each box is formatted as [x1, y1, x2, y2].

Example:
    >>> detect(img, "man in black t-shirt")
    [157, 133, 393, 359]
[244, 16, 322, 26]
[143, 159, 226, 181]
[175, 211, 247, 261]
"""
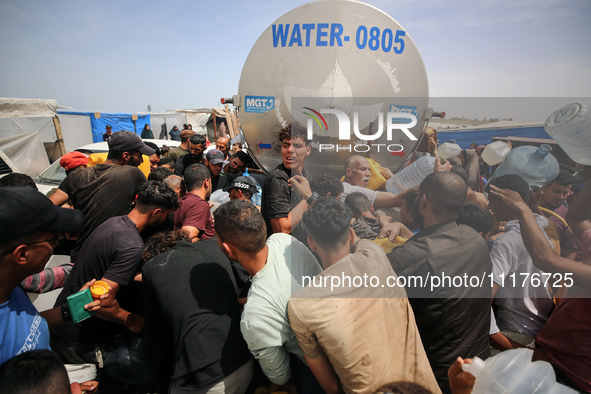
[51, 181, 178, 366]
[102, 125, 112, 141]
[49, 130, 154, 258]
[143, 238, 253, 392]
[261, 123, 314, 239]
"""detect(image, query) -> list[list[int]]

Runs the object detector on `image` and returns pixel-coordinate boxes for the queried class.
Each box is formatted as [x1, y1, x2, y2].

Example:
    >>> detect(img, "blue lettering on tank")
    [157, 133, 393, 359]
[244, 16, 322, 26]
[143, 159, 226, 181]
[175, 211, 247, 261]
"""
[289, 24, 302, 47]
[272, 24, 290, 47]
[330, 23, 343, 46]
[302, 24, 315, 46]
[271, 23, 403, 53]
[316, 23, 328, 46]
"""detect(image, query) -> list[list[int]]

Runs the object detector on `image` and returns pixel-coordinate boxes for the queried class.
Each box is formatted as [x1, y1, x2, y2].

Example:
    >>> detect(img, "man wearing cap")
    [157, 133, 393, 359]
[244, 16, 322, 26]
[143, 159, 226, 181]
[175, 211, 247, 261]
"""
[224, 176, 258, 202]
[168, 129, 195, 164]
[49, 130, 152, 259]
[206, 149, 234, 192]
[175, 134, 207, 176]
[0, 187, 101, 365]
[102, 125, 113, 141]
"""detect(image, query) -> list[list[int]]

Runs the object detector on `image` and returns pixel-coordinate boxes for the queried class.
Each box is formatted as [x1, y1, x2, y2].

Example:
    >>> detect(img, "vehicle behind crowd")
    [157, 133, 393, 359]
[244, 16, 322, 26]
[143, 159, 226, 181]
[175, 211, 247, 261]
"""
[34, 139, 180, 195]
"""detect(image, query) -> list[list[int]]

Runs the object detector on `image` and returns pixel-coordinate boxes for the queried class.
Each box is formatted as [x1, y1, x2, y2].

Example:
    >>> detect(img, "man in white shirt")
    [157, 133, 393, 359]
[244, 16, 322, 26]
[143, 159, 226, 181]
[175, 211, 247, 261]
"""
[339, 155, 404, 207]
[486, 174, 554, 345]
[214, 200, 323, 392]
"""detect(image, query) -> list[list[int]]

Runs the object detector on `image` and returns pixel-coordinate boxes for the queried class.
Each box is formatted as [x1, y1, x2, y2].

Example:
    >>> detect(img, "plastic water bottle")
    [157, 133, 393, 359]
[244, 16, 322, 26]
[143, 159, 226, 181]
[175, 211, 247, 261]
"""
[482, 141, 511, 166]
[489, 144, 559, 191]
[462, 348, 577, 393]
[438, 142, 462, 160]
[243, 168, 262, 206]
[386, 155, 436, 194]
[545, 102, 591, 165]
[209, 189, 230, 205]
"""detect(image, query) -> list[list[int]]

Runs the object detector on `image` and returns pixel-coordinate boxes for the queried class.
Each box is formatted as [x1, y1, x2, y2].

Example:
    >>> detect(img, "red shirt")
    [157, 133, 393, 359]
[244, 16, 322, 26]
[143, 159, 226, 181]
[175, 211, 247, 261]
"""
[173, 193, 214, 240]
[535, 229, 591, 392]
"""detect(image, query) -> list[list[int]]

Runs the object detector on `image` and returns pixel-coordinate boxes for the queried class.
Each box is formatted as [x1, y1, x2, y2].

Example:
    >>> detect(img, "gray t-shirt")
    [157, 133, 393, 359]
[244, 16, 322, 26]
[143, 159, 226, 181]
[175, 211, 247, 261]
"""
[339, 182, 379, 205]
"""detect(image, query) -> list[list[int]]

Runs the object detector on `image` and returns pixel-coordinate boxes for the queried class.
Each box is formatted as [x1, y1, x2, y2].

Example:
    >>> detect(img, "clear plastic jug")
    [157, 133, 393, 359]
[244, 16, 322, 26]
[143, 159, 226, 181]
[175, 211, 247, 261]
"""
[462, 348, 577, 393]
[386, 155, 436, 194]
[489, 144, 559, 191]
[438, 142, 462, 160]
[243, 168, 262, 206]
[544, 102, 591, 165]
[482, 141, 511, 166]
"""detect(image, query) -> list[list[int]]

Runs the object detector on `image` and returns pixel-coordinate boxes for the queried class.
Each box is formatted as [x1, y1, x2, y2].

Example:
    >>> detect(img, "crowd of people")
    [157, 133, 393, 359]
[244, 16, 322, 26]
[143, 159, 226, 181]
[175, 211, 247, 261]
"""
[0, 122, 589, 394]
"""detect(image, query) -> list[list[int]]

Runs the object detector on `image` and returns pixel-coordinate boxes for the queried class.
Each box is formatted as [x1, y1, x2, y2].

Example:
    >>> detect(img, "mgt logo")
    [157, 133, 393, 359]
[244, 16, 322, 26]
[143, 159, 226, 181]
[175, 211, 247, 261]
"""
[302, 107, 417, 154]
[245, 95, 275, 113]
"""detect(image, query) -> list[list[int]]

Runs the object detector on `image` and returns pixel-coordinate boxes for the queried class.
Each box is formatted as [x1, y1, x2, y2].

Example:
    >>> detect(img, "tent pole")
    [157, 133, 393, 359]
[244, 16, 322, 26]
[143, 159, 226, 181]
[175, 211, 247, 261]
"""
[213, 109, 217, 139]
[53, 116, 66, 157]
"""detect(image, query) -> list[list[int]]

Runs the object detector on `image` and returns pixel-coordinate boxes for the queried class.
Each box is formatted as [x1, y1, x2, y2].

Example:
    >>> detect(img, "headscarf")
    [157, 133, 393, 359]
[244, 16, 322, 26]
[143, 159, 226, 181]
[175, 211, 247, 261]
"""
[141, 124, 154, 139]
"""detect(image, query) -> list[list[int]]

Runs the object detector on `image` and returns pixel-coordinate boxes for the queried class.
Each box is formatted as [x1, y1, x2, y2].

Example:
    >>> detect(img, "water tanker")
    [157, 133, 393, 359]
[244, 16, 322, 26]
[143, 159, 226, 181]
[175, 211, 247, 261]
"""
[232, 0, 431, 175]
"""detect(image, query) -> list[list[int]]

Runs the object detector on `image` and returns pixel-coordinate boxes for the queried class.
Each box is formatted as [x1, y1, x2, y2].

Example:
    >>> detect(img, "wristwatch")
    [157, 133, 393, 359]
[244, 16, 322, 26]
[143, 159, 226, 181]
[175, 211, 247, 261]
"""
[307, 192, 320, 205]
[60, 303, 72, 323]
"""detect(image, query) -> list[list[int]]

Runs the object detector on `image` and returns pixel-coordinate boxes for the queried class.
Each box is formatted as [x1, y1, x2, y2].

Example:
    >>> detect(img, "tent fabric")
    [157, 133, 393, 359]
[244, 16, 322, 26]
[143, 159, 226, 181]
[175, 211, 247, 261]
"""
[173, 107, 228, 117]
[57, 114, 93, 152]
[437, 126, 551, 150]
[0, 132, 50, 178]
[144, 112, 187, 140]
[58, 111, 151, 143]
[185, 113, 210, 135]
[0, 116, 57, 143]
[0, 98, 57, 118]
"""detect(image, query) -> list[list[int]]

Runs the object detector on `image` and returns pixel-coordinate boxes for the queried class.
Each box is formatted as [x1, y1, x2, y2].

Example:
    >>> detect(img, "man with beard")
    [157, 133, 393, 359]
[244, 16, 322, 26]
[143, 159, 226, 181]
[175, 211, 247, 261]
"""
[49, 131, 152, 258]
[223, 151, 250, 175]
[339, 155, 405, 208]
[175, 134, 207, 176]
[382, 172, 491, 393]
[206, 149, 233, 192]
[168, 129, 195, 163]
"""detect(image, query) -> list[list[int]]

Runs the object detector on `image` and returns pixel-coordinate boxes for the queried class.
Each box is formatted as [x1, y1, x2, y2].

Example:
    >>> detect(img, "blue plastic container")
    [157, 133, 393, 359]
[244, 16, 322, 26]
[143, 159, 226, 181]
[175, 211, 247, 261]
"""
[489, 144, 559, 191]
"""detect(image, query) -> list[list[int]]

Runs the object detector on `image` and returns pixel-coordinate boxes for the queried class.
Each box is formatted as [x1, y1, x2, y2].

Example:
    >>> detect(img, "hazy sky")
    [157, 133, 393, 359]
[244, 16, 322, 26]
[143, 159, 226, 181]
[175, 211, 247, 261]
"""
[1, 0, 589, 120]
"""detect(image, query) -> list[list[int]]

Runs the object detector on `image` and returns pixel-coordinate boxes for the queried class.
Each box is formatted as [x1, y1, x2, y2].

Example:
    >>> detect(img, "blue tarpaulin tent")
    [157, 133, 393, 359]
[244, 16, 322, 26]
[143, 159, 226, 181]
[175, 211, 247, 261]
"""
[58, 110, 151, 143]
[436, 123, 551, 150]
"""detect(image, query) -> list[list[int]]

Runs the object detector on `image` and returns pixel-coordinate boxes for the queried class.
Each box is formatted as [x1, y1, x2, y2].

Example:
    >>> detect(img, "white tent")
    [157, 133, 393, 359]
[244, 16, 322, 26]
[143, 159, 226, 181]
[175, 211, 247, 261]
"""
[140, 112, 187, 139]
[0, 98, 60, 177]
[0, 132, 49, 177]
[57, 113, 93, 151]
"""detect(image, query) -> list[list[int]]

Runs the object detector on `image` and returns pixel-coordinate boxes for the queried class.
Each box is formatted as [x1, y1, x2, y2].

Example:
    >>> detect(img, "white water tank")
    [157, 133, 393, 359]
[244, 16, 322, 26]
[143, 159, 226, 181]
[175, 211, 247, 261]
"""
[236, 0, 429, 175]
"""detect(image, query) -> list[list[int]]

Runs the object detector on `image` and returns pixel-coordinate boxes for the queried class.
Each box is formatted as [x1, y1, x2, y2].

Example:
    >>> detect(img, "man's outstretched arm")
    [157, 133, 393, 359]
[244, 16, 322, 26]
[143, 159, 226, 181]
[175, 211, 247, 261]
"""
[489, 183, 591, 290]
